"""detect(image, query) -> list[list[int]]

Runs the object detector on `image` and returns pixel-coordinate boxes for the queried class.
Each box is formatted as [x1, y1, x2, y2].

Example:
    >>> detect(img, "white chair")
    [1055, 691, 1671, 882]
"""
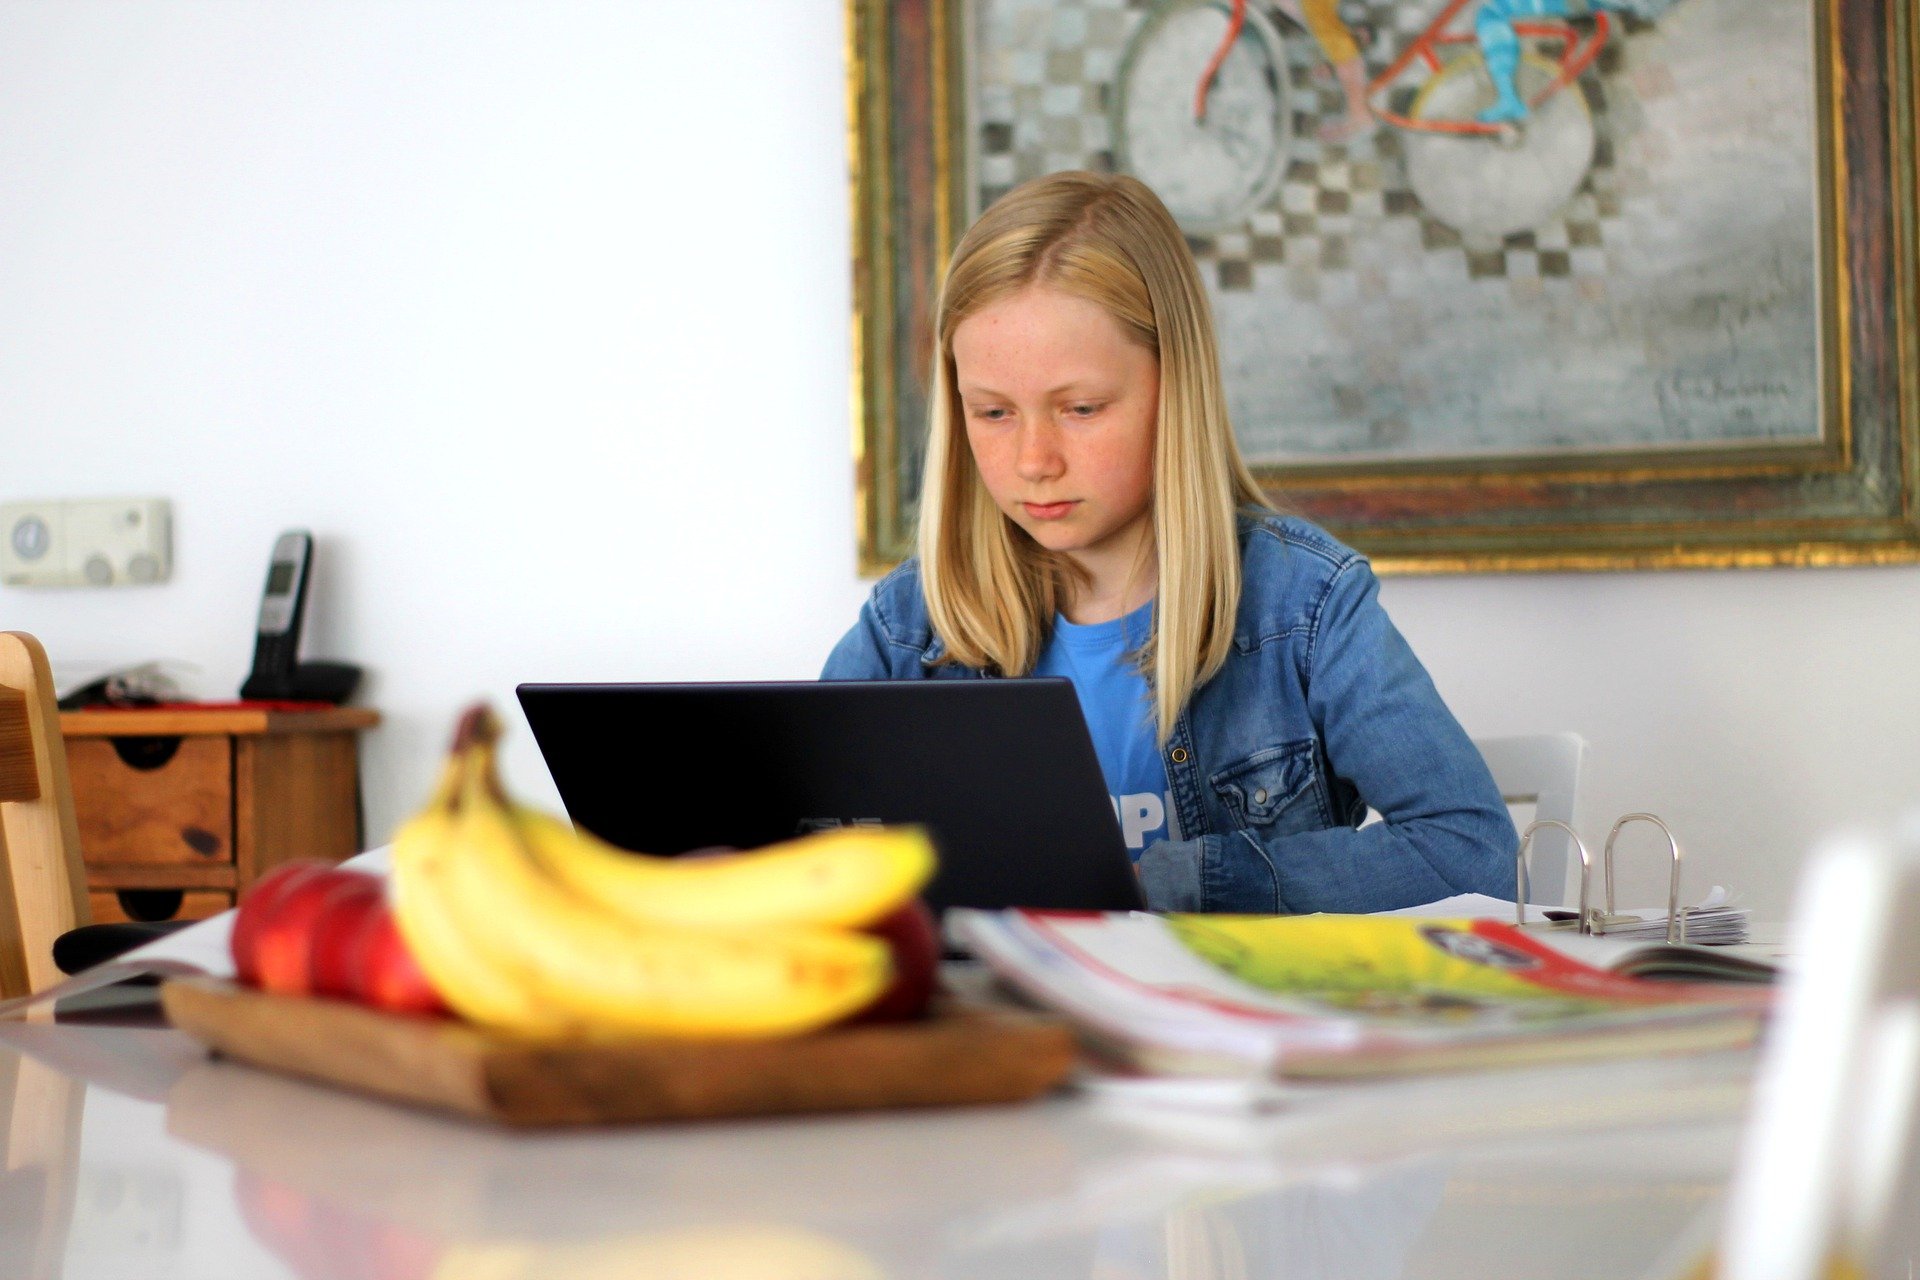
[1473, 733, 1585, 907]
[1719, 822, 1920, 1280]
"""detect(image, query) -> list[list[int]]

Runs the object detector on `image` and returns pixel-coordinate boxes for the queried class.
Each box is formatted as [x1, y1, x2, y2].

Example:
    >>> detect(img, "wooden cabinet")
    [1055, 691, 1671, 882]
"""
[58, 706, 379, 924]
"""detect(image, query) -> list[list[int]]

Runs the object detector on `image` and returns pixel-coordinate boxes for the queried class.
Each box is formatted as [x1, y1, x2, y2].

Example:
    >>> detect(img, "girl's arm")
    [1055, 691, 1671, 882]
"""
[1141, 561, 1516, 914]
[1280, 557, 1516, 910]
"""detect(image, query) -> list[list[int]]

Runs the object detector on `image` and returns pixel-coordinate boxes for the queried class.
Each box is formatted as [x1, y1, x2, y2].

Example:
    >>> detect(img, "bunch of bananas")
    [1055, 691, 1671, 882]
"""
[390, 706, 937, 1038]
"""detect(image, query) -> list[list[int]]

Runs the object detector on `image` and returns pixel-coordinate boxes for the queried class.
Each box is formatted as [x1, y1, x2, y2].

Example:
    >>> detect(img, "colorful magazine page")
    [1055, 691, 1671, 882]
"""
[948, 910, 1771, 1079]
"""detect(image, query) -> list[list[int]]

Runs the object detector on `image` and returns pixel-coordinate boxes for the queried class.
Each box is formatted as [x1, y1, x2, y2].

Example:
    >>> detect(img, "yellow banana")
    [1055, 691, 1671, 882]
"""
[518, 812, 935, 932]
[431, 1227, 883, 1280]
[425, 712, 891, 1037]
[389, 754, 578, 1035]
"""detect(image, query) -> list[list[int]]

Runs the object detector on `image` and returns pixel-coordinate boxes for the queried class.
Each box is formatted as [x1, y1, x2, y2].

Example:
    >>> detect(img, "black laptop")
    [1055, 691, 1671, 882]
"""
[515, 679, 1145, 915]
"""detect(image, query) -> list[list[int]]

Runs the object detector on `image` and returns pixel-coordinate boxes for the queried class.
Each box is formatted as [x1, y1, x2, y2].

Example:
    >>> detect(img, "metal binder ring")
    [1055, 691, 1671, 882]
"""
[1603, 813, 1685, 943]
[1517, 819, 1593, 934]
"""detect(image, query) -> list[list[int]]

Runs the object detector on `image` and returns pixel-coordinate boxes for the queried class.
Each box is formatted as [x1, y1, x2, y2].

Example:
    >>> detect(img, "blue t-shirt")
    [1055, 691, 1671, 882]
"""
[1033, 601, 1172, 859]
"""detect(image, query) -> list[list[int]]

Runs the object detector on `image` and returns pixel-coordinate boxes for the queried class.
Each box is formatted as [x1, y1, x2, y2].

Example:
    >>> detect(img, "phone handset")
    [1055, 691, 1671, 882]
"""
[240, 531, 314, 701]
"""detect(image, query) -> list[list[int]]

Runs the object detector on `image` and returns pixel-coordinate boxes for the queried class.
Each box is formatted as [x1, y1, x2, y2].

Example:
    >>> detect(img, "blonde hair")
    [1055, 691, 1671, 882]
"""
[917, 171, 1271, 742]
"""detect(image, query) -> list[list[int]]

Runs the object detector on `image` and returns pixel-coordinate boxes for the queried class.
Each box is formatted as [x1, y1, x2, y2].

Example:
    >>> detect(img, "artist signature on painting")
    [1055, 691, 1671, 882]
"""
[1662, 374, 1796, 405]
[1656, 372, 1801, 435]
[1658, 372, 1804, 443]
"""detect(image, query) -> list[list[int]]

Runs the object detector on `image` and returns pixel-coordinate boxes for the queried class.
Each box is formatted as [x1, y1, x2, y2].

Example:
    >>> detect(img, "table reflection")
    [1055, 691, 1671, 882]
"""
[0, 1012, 1757, 1280]
[1, 1045, 85, 1280]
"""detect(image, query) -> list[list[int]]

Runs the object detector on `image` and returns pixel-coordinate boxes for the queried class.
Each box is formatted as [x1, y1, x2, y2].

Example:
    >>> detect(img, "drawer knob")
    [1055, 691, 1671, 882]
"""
[182, 827, 224, 857]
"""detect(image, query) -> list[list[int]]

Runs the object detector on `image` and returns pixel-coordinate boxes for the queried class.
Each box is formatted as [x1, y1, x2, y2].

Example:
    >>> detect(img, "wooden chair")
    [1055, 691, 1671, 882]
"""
[0, 632, 89, 999]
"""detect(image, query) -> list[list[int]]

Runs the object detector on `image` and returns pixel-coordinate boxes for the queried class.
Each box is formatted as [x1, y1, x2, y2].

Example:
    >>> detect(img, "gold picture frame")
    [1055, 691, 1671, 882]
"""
[848, 0, 1920, 574]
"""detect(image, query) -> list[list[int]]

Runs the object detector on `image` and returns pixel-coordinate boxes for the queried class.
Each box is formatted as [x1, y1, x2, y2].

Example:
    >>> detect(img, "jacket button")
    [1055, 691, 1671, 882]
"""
[1254, 788, 1268, 804]
[1170, 747, 1188, 764]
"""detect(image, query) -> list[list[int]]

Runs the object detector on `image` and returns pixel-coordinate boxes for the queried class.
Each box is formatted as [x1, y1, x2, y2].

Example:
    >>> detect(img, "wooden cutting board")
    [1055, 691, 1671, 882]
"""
[159, 978, 1079, 1127]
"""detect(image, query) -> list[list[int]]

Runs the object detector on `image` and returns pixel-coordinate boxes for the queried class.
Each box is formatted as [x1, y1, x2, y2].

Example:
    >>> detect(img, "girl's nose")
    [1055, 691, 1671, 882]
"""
[1014, 422, 1065, 482]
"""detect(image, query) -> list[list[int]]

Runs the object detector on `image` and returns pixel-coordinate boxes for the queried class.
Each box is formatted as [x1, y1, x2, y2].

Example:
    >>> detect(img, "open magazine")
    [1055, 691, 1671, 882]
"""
[1382, 891, 1770, 981]
[947, 910, 1773, 1079]
[1386, 886, 1751, 945]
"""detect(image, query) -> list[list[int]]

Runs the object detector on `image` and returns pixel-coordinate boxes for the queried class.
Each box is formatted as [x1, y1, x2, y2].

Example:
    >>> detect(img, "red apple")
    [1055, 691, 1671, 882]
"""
[236, 1167, 442, 1280]
[234, 1169, 340, 1280]
[344, 900, 449, 1017]
[306, 876, 385, 999]
[848, 899, 941, 1023]
[365, 1220, 444, 1280]
[251, 867, 375, 997]
[231, 860, 337, 987]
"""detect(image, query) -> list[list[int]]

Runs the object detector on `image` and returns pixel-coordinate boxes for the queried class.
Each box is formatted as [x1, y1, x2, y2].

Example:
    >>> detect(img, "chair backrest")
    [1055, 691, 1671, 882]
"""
[1473, 733, 1586, 907]
[0, 632, 89, 999]
[1720, 823, 1920, 1280]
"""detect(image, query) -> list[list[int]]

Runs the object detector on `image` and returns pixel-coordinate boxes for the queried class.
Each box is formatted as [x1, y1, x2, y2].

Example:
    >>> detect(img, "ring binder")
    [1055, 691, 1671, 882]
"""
[1516, 813, 1689, 941]
[1516, 819, 1592, 933]
[1603, 813, 1685, 943]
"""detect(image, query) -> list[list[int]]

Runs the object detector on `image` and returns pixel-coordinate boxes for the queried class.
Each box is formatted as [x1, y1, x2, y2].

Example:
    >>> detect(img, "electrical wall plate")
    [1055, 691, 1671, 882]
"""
[0, 498, 173, 588]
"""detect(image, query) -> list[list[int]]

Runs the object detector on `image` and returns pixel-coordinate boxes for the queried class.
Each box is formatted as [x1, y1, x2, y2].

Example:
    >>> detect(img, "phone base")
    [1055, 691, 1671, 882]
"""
[239, 660, 361, 706]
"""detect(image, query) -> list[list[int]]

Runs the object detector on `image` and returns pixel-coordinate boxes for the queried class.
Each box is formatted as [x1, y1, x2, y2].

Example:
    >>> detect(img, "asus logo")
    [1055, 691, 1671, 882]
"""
[795, 817, 884, 835]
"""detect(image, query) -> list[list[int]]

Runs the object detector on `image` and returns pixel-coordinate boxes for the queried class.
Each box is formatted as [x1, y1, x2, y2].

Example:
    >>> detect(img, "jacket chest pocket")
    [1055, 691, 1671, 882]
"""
[1210, 741, 1322, 833]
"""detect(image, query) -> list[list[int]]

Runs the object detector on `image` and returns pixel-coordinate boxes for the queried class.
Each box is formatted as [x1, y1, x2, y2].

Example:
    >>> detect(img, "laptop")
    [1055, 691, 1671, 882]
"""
[515, 679, 1146, 916]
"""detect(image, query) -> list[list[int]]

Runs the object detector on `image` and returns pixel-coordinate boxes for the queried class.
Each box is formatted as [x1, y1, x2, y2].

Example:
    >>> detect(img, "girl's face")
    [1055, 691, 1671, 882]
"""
[951, 284, 1159, 576]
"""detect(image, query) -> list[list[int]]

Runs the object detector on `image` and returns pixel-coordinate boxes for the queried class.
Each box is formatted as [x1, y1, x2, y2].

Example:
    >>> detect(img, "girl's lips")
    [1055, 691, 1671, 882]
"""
[1022, 501, 1076, 520]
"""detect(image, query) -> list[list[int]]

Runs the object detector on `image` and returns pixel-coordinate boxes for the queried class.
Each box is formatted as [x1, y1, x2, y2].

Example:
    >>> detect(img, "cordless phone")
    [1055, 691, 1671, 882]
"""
[240, 531, 313, 701]
[235, 531, 360, 704]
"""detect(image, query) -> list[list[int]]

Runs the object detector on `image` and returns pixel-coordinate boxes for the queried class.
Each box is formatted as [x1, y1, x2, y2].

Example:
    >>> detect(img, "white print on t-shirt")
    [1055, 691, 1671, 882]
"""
[1111, 791, 1168, 850]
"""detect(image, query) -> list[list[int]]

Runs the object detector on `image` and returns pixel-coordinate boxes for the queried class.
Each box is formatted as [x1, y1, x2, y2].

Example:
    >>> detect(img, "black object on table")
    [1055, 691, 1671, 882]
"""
[51, 920, 195, 979]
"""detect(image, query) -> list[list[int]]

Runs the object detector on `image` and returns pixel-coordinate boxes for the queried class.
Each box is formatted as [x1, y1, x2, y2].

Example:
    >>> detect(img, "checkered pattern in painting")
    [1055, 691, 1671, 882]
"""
[975, 0, 1139, 208]
[972, 0, 1658, 304]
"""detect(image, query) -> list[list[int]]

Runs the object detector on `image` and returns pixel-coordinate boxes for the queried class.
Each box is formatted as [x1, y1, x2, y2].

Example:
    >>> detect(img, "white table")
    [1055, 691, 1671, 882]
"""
[0, 987, 1755, 1280]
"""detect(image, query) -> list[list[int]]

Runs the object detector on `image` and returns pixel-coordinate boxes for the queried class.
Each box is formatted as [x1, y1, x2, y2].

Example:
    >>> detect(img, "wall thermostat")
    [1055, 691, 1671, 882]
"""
[0, 497, 173, 588]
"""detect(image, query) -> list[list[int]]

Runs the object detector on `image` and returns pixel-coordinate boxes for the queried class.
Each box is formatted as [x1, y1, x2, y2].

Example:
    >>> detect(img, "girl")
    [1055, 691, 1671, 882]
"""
[824, 171, 1514, 914]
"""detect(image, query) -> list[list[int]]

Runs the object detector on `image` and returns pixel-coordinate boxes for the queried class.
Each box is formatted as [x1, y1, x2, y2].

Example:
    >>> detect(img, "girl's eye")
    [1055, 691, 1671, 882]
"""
[1067, 403, 1103, 418]
[973, 406, 1011, 422]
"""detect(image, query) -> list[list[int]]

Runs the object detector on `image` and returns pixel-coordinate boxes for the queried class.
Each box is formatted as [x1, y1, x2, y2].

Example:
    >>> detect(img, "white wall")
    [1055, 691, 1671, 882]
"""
[3, 1, 1915, 921]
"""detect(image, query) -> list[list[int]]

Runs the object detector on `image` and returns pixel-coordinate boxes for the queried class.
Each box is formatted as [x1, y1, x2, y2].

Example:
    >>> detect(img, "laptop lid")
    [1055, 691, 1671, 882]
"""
[515, 679, 1146, 915]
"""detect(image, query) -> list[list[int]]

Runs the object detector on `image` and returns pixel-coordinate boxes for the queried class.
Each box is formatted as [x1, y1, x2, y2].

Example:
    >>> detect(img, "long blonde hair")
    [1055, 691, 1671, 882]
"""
[917, 171, 1271, 742]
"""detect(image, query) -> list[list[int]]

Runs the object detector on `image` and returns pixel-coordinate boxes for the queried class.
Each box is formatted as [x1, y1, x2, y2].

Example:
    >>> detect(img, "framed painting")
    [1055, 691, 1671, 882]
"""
[848, 0, 1919, 573]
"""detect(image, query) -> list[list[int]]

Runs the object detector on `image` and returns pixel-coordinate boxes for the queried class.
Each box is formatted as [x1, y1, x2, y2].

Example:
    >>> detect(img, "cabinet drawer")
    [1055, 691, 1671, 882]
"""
[88, 890, 234, 925]
[68, 736, 234, 865]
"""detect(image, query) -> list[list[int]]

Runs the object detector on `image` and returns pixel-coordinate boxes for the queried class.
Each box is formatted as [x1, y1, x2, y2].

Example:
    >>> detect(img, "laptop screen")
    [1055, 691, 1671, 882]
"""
[516, 679, 1145, 914]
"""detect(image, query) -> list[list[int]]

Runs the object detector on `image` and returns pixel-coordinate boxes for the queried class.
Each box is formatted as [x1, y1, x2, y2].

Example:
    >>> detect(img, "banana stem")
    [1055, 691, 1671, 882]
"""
[445, 703, 509, 811]
[452, 703, 501, 753]
[425, 754, 467, 813]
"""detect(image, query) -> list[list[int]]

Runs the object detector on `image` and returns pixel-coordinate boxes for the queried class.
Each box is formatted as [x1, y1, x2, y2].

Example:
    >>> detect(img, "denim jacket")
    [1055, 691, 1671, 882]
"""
[821, 513, 1516, 914]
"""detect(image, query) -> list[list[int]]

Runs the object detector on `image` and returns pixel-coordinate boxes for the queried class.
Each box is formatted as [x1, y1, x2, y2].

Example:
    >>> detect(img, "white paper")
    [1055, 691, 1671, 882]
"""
[1380, 887, 1739, 926]
[1380, 893, 1553, 923]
